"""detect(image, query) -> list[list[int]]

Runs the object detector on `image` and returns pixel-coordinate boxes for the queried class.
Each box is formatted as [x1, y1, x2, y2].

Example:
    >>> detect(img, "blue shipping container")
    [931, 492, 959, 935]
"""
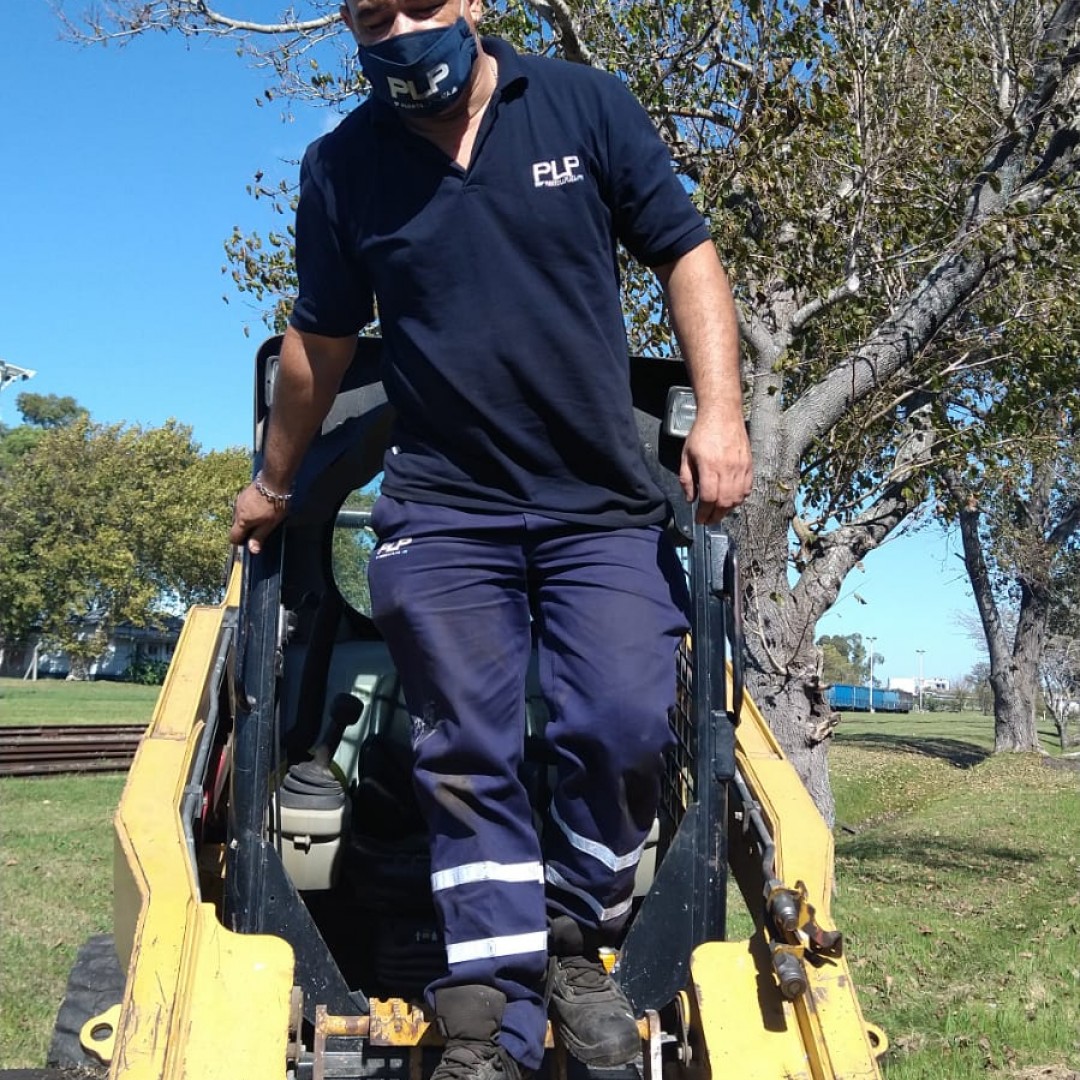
[827, 684, 912, 713]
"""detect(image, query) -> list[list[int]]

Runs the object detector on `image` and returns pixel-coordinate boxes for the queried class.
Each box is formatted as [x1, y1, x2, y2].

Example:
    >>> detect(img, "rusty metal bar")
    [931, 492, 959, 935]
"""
[0, 724, 144, 777]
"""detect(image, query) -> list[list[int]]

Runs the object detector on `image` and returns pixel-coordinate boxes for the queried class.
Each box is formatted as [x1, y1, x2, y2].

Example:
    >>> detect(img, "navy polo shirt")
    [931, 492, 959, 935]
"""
[290, 36, 711, 526]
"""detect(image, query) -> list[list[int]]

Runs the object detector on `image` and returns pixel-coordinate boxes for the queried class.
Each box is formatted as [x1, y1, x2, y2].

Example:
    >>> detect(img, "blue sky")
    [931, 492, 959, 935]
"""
[811, 523, 983, 686]
[1, 2, 323, 452]
[0, 1, 986, 683]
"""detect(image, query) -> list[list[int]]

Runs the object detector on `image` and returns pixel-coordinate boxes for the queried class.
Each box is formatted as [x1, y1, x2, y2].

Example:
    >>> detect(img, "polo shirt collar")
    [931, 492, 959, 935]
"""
[482, 36, 529, 97]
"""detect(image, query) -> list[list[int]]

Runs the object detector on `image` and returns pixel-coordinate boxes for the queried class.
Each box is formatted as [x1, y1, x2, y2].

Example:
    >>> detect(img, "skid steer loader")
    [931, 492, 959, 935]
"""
[47, 336, 886, 1079]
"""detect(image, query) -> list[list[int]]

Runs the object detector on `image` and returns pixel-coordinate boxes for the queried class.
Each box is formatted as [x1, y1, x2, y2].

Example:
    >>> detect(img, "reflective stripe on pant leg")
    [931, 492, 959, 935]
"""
[367, 499, 549, 1068]
[531, 523, 690, 937]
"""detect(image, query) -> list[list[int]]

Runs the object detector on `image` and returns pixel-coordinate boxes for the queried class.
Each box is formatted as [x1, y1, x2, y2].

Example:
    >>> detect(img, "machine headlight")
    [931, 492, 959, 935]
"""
[663, 386, 697, 438]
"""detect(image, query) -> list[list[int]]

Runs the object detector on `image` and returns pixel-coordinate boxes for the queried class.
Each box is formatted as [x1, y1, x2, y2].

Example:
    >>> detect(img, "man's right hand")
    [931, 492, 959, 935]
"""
[228, 326, 358, 555]
[230, 482, 289, 555]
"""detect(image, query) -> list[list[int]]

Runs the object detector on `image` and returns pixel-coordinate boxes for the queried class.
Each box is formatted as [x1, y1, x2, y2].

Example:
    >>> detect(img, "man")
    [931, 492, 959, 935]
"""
[231, 1, 753, 1077]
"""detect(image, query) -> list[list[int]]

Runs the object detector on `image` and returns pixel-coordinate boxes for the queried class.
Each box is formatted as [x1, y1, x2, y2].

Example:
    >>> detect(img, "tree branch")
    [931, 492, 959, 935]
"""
[524, 0, 596, 66]
[791, 402, 936, 629]
[56, 1, 341, 39]
[782, 0, 1080, 457]
[790, 273, 862, 333]
[194, 2, 338, 34]
[1048, 496, 1080, 549]
[946, 467, 1012, 668]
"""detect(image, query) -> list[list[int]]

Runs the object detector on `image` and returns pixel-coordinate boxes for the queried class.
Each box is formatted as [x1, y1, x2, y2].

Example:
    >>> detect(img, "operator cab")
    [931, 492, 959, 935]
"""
[222, 335, 743, 1073]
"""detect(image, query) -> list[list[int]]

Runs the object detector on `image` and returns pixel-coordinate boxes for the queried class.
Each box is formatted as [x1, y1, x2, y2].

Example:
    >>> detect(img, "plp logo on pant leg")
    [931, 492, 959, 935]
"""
[375, 537, 413, 559]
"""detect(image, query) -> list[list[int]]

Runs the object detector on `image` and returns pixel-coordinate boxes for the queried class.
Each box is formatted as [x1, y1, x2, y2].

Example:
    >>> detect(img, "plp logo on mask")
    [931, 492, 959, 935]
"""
[358, 15, 477, 116]
[387, 62, 452, 104]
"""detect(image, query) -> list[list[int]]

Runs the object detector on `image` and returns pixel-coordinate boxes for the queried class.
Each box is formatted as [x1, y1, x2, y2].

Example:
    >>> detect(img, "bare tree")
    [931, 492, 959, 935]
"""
[944, 401, 1080, 751]
[1041, 634, 1080, 748]
[966, 660, 995, 715]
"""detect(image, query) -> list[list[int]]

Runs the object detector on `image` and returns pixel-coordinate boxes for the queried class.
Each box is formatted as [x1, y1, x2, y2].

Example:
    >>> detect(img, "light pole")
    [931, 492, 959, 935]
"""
[0, 360, 36, 425]
[0, 360, 36, 390]
[916, 649, 925, 712]
[867, 636, 877, 713]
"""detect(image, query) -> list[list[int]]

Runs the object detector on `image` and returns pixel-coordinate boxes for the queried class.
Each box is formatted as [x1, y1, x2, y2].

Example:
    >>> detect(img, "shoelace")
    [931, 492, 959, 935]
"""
[555, 954, 612, 995]
[434, 1038, 505, 1080]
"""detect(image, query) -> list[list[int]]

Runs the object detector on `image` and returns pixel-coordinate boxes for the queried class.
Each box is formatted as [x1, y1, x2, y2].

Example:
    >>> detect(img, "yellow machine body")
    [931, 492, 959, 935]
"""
[94, 567, 883, 1078]
[86, 339, 884, 1078]
[690, 688, 886, 1078]
[103, 571, 294, 1080]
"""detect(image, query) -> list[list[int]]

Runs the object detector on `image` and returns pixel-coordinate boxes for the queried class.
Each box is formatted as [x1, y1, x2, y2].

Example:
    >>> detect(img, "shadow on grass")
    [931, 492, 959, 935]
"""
[838, 831, 1042, 873]
[837, 732, 990, 768]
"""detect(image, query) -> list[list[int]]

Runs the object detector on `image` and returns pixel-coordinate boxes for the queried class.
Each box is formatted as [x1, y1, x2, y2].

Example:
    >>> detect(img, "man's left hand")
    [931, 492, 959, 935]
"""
[679, 415, 753, 525]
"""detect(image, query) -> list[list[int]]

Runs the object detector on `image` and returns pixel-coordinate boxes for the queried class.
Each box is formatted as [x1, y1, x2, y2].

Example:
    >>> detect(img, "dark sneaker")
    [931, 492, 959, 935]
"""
[546, 954, 641, 1067]
[432, 985, 531, 1080]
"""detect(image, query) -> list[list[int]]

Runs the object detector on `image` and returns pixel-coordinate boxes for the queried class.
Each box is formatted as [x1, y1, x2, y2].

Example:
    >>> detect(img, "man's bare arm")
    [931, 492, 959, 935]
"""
[654, 240, 752, 524]
[230, 325, 357, 554]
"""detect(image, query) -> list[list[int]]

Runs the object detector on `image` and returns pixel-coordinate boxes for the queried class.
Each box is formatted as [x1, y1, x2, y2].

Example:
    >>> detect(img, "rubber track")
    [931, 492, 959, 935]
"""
[46, 934, 125, 1074]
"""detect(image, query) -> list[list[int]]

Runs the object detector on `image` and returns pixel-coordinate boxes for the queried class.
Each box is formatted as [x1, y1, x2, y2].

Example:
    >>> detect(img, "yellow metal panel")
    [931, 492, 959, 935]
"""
[713, 674, 883, 1079]
[692, 940, 813, 1079]
[695, 938, 881, 1080]
[734, 683, 836, 922]
[148, 608, 220, 742]
[109, 587, 294, 1079]
[741, 759, 835, 911]
[169, 907, 293, 1080]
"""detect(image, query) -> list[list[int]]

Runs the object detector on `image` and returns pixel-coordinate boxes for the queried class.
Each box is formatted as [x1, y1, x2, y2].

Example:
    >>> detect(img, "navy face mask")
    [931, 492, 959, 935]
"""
[358, 17, 478, 115]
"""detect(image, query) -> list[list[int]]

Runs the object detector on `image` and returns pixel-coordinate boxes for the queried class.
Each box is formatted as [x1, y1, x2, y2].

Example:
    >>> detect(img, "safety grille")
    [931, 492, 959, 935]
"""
[660, 635, 696, 831]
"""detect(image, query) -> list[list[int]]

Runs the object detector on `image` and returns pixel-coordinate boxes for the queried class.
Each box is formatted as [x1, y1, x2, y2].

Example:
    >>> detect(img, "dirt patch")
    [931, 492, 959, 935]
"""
[1044, 754, 1080, 772]
[1008, 1067, 1080, 1079]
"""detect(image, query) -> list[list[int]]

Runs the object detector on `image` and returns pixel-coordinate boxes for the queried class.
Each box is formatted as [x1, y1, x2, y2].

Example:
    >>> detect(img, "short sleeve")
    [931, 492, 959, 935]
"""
[289, 142, 375, 337]
[601, 78, 711, 267]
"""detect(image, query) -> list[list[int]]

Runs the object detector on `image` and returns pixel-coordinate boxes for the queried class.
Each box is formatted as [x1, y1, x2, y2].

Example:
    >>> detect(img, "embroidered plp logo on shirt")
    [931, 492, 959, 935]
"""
[532, 156, 584, 188]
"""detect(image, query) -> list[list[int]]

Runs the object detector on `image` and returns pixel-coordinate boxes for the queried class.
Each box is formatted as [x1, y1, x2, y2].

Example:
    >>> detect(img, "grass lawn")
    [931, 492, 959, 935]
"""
[835, 707, 1063, 758]
[0, 679, 152, 1068]
[0, 689, 1077, 1075]
[831, 710, 1080, 1079]
[0, 772, 125, 1069]
[0, 676, 159, 727]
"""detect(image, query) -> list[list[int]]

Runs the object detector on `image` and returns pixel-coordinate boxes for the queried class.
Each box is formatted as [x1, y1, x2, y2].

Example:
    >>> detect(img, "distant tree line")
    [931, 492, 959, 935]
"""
[817, 633, 883, 688]
[0, 393, 250, 678]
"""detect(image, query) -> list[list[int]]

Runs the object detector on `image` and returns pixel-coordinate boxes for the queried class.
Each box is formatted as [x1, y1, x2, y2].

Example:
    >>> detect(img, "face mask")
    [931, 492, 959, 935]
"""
[358, 17, 478, 115]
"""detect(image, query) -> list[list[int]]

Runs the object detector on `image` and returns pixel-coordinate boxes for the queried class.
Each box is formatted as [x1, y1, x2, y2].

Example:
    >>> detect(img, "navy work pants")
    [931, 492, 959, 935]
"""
[367, 496, 690, 1068]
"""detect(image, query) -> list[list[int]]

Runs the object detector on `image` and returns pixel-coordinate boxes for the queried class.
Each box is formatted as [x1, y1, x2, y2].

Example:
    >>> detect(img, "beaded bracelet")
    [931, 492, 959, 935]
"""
[254, 472, 293, 510]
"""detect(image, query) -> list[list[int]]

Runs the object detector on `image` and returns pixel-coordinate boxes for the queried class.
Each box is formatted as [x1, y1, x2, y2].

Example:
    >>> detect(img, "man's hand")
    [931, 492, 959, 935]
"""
[655, 241, 752, 524]
[227, 325, 357, 554]
[679, 413, 753, 525]
[230, 482, 289, 555]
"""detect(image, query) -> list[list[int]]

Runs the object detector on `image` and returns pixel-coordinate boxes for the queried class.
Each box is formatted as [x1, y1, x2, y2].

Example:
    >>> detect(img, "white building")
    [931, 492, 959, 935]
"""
[889, 675, 950, 693]
[1, 619, 181, 680]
